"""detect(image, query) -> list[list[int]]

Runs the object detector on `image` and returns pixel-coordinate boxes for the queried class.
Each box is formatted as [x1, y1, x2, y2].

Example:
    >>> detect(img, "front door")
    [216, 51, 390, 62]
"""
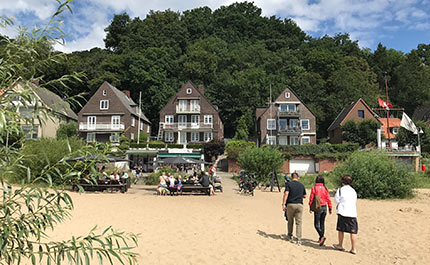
[87, 116, 96, 129]
[191, 115, 200, 128]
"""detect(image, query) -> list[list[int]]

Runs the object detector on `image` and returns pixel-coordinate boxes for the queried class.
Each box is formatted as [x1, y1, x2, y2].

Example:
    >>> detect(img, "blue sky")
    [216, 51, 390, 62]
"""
[1, 0, 429, 53]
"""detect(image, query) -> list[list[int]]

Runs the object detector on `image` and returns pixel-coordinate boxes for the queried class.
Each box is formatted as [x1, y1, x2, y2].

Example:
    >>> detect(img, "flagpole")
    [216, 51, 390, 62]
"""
[137, 91, 142, 144]
[385, 76, 391, 151]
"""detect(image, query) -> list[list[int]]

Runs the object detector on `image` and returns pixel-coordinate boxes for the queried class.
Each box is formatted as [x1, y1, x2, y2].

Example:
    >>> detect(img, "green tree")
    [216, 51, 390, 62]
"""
[56, 122, 78, 139]
[397, 121, 430, 152]
[0, 2, 137, 264]
[341, 119, 380, 147]
[233, 114, 249, 141]
[225, 140, 255, 160]
[238, 146, 284, 182]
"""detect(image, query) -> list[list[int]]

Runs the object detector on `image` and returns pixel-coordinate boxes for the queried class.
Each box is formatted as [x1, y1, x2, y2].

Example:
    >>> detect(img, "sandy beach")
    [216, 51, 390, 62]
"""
[48, 173, 430, 265]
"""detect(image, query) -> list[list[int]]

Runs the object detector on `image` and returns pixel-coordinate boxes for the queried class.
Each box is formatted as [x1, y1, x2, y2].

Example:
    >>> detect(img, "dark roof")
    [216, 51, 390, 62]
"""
[327, 101, 356, 131]
[105, 82, 151, 124]
[28, 82, 78, 120]
[412, 105, 430, 122]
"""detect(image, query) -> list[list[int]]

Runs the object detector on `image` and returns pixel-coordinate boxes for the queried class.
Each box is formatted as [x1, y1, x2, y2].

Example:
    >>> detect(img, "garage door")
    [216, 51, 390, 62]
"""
[290, 159, 315, 174]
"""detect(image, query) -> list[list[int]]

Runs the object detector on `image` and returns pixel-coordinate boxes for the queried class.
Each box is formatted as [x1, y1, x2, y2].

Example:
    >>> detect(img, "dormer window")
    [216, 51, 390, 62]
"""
[186, 88, 192, 94]
[285, 92, 290, 99]
[102, 90, 107, 96]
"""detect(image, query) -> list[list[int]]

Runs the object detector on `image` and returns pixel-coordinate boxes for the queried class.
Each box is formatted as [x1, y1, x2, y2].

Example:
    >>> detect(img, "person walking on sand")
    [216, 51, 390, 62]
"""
[309, 175, 332, 246]
[333, 175, 358, 255]
[282, 172, 306, 245]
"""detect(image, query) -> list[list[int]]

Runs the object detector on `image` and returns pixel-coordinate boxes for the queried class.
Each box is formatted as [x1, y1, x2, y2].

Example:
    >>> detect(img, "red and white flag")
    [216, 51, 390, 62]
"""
[378, 98, 392, 109]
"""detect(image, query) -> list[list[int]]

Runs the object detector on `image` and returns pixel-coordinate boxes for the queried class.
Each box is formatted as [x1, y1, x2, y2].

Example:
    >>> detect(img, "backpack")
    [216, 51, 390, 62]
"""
[310, 187, 321, 212]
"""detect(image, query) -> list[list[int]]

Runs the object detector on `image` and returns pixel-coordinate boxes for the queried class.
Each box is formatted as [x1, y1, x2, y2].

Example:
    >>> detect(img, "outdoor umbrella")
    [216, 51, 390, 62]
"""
[66, 155, 130, 162]
[158, 156, 202, 165]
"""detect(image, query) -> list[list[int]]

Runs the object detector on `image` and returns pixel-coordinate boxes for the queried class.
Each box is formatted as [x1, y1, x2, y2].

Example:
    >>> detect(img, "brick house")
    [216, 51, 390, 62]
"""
[158, 81, 223, 144]
[255, 87, 317, 146]
[327, 98, 379, 144]
[78, 81, 151, 143]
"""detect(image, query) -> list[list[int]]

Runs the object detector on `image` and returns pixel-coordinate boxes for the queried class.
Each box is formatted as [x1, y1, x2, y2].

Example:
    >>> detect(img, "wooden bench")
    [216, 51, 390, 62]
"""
[180, 184, 211, 196]
[72, 181, 128, 193]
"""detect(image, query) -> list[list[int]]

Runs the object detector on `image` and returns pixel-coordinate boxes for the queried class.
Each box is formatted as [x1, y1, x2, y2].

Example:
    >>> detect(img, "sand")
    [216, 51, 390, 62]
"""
[48, 173, 430, 265]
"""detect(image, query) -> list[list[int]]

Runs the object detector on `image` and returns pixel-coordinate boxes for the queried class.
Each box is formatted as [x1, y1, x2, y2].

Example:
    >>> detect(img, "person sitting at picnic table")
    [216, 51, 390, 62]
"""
[168, 174, 176, 188]
[121, 171, 130, 188]
[177, 176, 183, 191]
[200, 172, 215, 196]
[159, 173, 168, 188]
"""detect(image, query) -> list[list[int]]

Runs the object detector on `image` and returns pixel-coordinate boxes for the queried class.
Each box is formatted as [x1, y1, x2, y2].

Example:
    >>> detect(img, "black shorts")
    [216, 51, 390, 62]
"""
[336, 215, 358, 234]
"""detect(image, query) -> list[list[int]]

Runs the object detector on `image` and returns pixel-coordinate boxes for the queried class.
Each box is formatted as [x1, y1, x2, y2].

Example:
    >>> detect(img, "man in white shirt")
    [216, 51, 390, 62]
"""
[333, 175, 358, 255]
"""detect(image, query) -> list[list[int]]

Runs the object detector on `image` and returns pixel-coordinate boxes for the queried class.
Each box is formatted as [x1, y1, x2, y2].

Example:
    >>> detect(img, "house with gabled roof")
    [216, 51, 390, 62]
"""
[255, 86, 317, 146]
[77, 81, 151, 143]
[157, 81, 224, 145]
[327, 98, 380, 144]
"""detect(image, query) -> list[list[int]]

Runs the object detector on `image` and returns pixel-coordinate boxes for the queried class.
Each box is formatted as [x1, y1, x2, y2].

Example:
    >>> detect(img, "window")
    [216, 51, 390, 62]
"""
[204, 115, 213, 125]
[178, 100, 187, 111]
[131, 117, 135, 127]
[204, 132, 213, 142]
[178, 115, 187, 126]
[392, 127, 399, 135]
[290, 119, 299, 128]
[267, 136, 276, 145]
[301, 136, 310, 145]
[186, 88, 192, 94]
[165, 131, 174, 142]
[111, 115, 120, 129]
[191, 115, 200, 125]
[191, 132, 200, 142]
[19, 108, 33, 118]
[102, 90, 107, 96]
[130, 133, 134, 140]
[22, 125, 38, 139]
[280, 104, 296, 112]
[88, 116, 96, 129]
[146, 126, 150, 133]
[358, 110, 364, 118]
[87, 133, 96, 143]
[140, 122, 143, 131]
[110, 133, 120, 143]
[300, 119, 309, 130]
[279, 119, 287, 130]
[267, 119, 276, 130]
[100, 100, 109, 110]
[165, 115, 174, 124]
[279, 136, 288, 145]
[290, 136, 299, 145]
[285, 92, 290, 98]
[190, 100, 200, 111]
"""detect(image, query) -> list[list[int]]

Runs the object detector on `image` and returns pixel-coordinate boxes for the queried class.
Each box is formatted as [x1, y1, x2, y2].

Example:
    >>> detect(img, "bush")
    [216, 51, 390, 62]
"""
[187, 144, 202, 149]
[225, 140, 256, 160]
[129, 143, 147, 148]
[332, 150, 414, 199]
[167, 144, 184, 149]
[203, 140, 225, 162]
[238, 146, 284, 182]
[56, 122, 77, 139]
[148, 141, 165, 148]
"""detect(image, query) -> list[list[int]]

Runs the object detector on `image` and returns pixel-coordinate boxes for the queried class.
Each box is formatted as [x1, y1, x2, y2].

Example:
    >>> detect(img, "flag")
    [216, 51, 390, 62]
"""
[378, 98, 393, 109]
[400, 112, 418, 133]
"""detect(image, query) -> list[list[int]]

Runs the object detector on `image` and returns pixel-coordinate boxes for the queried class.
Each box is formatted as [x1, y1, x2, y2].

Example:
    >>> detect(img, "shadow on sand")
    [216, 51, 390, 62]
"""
[256, 230, 335, 251]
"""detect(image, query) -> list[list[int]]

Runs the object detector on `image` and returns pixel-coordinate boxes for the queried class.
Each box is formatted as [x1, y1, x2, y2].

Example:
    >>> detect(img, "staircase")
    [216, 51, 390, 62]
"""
[157, 122, 164, 141]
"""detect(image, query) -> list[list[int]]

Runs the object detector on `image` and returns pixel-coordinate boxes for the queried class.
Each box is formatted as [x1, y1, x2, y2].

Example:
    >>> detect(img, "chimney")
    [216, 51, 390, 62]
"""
[198, 85, 205, 95]
[123, 90, 131, 98]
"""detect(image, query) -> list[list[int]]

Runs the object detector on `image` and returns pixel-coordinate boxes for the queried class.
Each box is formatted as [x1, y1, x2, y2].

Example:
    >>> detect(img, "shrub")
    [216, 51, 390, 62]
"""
[187, 144, 203, 149]
[56, 122, 77, 139]
[129, 143, 147, 148]
[238, 146, 284, 182]
[225, 140, 256, 160]
[203, 140, 225, 162]
[167, 143, 184, 149]
[148, 141, 165, 148]
[331, 150, 414, 199]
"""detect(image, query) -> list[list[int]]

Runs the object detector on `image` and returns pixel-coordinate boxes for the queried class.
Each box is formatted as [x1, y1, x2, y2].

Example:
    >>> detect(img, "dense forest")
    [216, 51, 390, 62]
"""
[19, 2, 430, 138]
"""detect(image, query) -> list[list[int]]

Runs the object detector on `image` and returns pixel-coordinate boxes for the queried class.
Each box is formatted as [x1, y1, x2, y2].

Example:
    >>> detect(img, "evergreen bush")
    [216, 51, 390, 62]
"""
[331, 150, 414, 199]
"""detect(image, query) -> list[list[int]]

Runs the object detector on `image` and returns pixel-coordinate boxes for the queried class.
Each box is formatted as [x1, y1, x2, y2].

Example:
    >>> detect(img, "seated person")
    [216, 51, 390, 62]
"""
[199, 172, 215, 195]
[176, 176, 183, 191]
[168, 174, 176, 188]
[157, 172, 168, 195]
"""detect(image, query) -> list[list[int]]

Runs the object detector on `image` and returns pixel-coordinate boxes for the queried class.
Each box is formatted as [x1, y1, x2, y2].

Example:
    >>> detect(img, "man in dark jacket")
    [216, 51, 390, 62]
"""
[199, 172, 214, 195]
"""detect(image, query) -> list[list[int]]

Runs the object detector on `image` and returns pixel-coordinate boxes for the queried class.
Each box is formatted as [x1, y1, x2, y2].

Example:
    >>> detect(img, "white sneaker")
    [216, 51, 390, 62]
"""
[296, 241, 302, 246]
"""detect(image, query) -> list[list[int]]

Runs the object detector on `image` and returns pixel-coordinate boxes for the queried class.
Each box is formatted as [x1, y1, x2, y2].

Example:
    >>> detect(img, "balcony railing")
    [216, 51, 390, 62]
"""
[162, 122, 213, 130]
[176, 105, 201, 113]
[278, 110, 301, 117]
[278, 126, 301, 135]
[79, 122, 125, 131]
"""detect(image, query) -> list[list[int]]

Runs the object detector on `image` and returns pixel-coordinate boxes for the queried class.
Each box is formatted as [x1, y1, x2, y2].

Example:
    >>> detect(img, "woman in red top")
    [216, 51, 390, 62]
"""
[309, 175, 332, 246]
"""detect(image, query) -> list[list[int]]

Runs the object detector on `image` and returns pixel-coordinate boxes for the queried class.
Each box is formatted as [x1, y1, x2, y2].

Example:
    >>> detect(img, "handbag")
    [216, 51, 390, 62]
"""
[310, 187, 321, 212]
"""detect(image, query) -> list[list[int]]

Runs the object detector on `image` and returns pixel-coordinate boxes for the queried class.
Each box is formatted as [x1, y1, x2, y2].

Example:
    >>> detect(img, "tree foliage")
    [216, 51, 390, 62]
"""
[56, 122, 78, 139]
[225, 140, 256, 160]
[397, 121, 430, 152]
[341, 119, 381, 147]
[238, 146, 284, 182]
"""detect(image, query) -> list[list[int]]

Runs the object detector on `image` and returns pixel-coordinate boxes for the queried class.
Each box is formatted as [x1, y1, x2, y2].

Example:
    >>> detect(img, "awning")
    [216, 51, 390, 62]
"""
[126, 150, 158, 155]
[157, 153, 201, 158]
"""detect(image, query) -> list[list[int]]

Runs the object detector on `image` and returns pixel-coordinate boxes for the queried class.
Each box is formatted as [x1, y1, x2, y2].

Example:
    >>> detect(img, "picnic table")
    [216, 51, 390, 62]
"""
[166, 181, 211, 196]
[72, 179, 128, 193]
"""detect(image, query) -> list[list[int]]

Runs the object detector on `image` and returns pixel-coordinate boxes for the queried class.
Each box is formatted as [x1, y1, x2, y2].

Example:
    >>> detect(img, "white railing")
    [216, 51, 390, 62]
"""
[176, 105, 201, 113]
[79, 122, 125, 131]
[162, 122, 213, 130]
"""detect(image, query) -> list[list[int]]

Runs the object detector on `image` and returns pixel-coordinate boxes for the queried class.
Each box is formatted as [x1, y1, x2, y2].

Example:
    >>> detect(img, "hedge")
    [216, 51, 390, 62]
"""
[187, 144, 203, 149]
[148, 141, 166, 148]
[129, 143, 147, 148]
[167, 144, 184, 149]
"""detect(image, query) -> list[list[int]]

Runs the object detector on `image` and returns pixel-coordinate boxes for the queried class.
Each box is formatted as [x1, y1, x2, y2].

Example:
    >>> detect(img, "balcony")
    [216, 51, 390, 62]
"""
[278, 110, 301, 118]
[162, 122, 213, 130]
[278, 126, 301, 135]
[79, 122, 125, 132]
[176, 105, 200, 114]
